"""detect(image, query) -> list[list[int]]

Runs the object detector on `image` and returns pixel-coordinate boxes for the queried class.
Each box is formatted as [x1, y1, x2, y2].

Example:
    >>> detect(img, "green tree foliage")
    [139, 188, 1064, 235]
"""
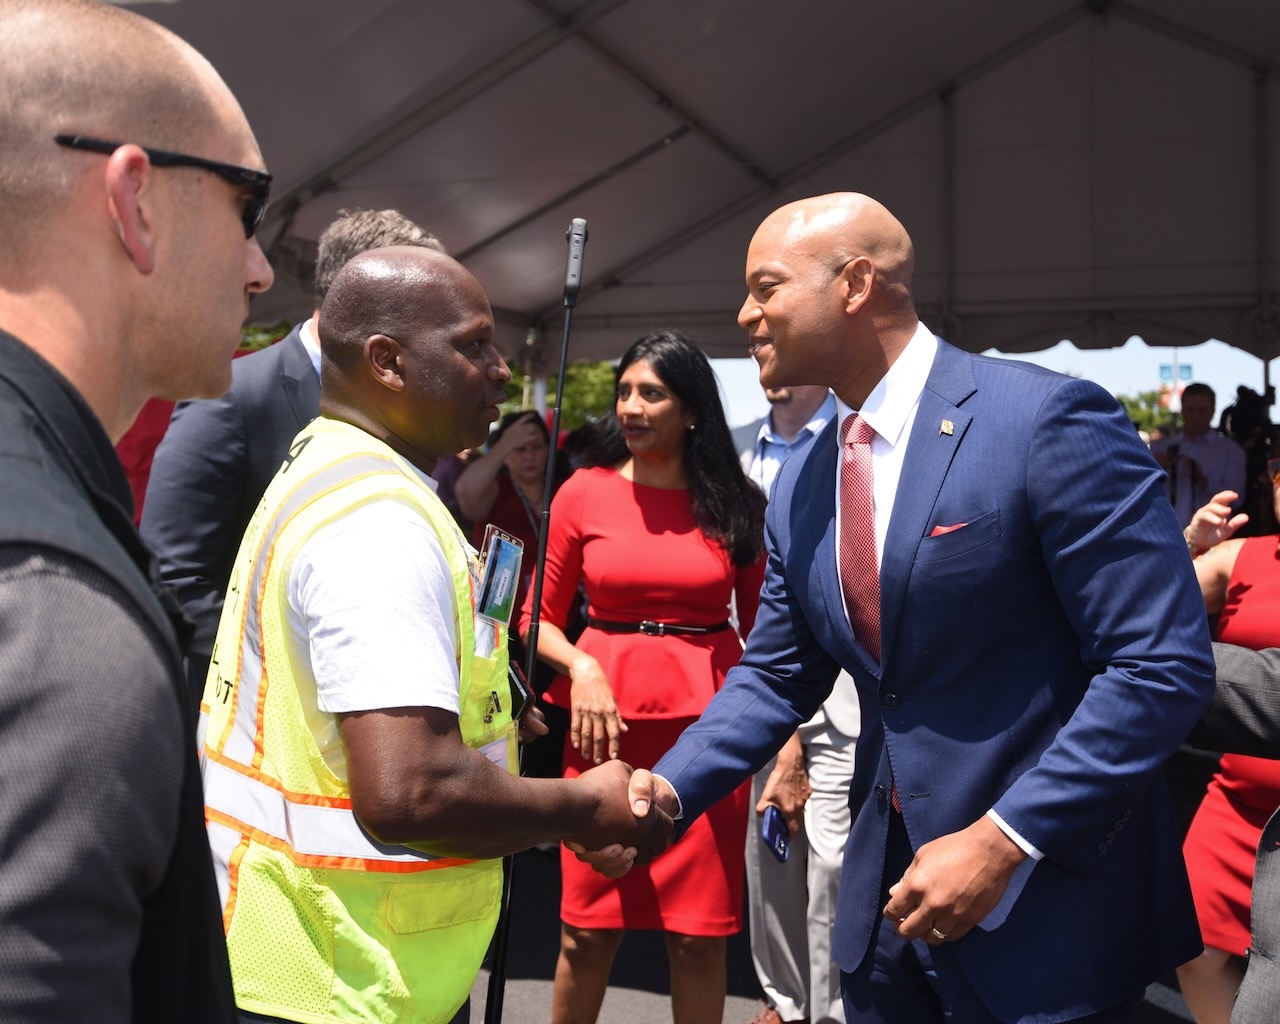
[1117, 389, 1177, 434]
[503, 360, 616, 430]
[240, 319, 293, 351]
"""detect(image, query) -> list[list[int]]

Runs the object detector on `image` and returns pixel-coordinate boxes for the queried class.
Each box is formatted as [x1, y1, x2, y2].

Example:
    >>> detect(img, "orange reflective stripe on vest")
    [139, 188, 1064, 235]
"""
[203, 750, 463, 872]
[212, 453, 403, 769]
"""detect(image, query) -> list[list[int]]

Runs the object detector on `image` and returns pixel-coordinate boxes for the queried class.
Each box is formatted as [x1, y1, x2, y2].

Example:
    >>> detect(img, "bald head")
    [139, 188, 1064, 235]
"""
[314, 208, 446, 308]
[759, 192, 915, 304]
[318, 245, 508, 468]
[319, 246, 488, 371]
[739, 192, 920, 404]
[0, 0, 242, 253]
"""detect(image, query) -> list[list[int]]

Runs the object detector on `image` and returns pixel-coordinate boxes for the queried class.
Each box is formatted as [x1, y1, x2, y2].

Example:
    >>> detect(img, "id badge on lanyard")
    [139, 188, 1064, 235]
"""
[473, 524, 524, 658]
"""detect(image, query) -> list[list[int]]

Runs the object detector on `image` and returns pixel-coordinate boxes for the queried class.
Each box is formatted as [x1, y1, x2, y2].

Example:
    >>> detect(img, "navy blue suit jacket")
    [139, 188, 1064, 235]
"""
[141, 327, 319, 676]
[655, 340, 1214, 1022]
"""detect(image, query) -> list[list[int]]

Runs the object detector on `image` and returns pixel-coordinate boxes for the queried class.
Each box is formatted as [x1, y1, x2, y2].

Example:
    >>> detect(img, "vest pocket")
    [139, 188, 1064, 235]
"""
[383, 865, 502, 1022]
[387, 862, 501, 933]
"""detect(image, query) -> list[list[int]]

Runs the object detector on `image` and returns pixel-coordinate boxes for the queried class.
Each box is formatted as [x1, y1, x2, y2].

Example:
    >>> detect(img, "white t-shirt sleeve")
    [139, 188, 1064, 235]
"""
[288, 498, 461, 715]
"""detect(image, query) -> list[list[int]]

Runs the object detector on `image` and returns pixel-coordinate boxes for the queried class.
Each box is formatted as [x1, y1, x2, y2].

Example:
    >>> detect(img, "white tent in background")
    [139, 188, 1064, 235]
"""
[130, 0, 1280, 387]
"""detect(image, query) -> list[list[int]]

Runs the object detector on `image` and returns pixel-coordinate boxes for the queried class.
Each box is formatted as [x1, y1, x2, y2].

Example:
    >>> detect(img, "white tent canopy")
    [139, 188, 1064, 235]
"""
[134, 0, 1280, 373]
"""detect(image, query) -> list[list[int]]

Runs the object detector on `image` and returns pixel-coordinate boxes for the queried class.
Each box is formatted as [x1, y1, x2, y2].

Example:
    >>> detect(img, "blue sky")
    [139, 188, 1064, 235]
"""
[711, 338, 1275, 429]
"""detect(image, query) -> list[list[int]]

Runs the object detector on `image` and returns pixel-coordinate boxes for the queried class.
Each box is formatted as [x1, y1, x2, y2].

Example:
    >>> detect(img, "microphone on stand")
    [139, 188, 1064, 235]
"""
[1167, 442, 1180, 508]
[564, 218, 588, 303]
[485, 218, 589, 1024]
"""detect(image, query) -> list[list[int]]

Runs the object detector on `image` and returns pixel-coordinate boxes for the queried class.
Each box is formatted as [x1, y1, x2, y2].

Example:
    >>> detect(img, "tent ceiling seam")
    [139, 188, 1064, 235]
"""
[259, 0, 630, 230]
[538, 2, 1091, 319]
[453, 125, 692, 263]
[518, 0, 775, 189]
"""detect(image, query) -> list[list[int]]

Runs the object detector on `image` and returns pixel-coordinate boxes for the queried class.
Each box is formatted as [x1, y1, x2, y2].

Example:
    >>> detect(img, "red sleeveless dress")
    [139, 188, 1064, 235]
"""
[1182, 534, 1280, 954]
[521, 467, 765, 935]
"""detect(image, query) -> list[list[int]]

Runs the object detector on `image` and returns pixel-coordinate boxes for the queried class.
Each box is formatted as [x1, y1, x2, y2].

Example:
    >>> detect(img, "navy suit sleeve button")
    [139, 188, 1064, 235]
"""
[875, 784, 887, 800]
[881, 693, 901, 710]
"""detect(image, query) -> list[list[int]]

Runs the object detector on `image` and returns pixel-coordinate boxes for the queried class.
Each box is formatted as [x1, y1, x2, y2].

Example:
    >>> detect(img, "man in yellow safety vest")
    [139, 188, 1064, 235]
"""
[200, 244, 669, 1024]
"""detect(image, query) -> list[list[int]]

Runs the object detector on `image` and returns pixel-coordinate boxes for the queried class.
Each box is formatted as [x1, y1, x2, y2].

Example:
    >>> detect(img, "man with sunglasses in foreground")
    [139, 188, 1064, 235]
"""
[0, 1, 273, 1020]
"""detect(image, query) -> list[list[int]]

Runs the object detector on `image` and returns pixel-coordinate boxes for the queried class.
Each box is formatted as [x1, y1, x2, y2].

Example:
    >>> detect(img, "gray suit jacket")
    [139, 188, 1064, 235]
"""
[1193, 642, 1280, 1024]
[141, 326, 320, 694]
[732, 416, 767, 477]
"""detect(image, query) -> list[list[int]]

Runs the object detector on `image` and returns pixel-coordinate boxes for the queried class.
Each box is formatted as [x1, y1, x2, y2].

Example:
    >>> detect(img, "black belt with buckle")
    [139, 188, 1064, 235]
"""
[586, 617, 732, 637]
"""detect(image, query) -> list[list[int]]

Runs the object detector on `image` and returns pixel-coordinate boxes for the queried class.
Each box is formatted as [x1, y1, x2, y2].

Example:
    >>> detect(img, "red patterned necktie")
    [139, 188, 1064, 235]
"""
[838, 414, 880, 663]
[841, 414, 900, 809]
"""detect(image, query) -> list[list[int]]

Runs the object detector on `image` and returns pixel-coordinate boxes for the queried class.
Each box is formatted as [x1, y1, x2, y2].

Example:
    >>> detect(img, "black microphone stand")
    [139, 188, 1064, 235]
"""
[483, 218, 588, 1024]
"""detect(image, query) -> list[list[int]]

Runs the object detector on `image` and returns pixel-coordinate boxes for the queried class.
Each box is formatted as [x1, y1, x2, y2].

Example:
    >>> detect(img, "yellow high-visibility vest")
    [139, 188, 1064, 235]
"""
[200, 416, 517, 1024]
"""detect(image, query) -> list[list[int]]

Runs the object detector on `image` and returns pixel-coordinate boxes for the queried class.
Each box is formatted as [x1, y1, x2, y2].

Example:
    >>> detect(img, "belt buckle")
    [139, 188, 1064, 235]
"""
[638, 620, 665, 636]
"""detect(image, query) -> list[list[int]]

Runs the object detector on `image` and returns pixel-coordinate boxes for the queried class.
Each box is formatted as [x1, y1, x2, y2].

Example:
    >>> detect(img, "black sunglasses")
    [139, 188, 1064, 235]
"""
[53, 133, 272, 239]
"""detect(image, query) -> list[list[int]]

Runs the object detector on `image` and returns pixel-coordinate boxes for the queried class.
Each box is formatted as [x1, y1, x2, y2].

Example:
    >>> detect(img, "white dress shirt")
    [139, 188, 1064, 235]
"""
[299, 317, 322, 378]
[1148, 429, 1246, 528]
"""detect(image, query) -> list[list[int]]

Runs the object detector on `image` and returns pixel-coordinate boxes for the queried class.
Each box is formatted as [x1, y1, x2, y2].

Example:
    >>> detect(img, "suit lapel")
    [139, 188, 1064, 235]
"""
[878, 342, 977, 667]
[278, 328, 321, 431]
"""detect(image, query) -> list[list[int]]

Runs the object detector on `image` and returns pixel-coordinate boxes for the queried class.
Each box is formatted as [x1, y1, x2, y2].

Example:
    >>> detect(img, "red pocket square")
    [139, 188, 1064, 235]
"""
[930, 522, 968, 537]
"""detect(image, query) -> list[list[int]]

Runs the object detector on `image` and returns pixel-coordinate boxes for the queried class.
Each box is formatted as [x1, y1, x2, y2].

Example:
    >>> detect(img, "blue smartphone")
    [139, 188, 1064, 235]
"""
[760, 805, 790, 863]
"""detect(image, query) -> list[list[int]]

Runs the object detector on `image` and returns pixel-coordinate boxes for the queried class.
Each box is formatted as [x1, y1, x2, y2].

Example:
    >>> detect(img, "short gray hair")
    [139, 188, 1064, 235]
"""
[313, 208, 444, 306]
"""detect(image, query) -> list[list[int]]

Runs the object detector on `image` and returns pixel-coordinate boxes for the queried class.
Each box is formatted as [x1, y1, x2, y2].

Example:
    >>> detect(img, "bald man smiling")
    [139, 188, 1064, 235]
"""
[587, 192, 1215, 1024]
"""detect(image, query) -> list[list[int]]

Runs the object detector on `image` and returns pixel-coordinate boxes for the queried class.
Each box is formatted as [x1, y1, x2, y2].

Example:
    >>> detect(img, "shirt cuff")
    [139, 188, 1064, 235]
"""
[651, 773, 683, 820]
[987, 808, 1044, 861]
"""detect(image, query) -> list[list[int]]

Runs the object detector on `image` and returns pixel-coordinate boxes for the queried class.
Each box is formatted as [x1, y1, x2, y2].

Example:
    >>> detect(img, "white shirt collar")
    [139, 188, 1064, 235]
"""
[758, 391, 837, 446]
[299, 317, 322, 379]
[834, 321, 938, 441]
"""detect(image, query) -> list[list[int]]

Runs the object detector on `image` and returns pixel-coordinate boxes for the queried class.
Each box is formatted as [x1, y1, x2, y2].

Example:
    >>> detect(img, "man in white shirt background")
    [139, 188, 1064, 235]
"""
[1150, 382, 1246, 528]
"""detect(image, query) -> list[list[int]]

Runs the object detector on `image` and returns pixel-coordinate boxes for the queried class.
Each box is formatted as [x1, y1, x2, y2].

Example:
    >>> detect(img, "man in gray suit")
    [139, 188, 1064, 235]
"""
[1191, 642, 1280, 1024]
[141, 208, 441, 699]
[734, 382, 859, 1024]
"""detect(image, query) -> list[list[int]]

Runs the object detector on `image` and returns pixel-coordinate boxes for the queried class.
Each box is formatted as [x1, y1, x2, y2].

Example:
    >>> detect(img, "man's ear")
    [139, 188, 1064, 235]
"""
[366, 335, 406, 392]
[838, 255, 876, 315]
[103, 145, 157, 274]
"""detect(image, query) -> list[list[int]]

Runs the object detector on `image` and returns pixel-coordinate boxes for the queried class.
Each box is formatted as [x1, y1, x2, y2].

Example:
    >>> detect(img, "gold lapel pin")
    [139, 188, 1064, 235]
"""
[940, 419, 954, 436]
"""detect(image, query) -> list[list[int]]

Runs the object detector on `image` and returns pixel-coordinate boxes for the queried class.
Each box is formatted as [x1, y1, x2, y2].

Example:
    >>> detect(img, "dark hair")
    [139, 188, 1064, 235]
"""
[488, 408, 570, 494]
[582, 330, 766, 565]
[1182, 382, 1215, 405]
[489, 409, 549, 448]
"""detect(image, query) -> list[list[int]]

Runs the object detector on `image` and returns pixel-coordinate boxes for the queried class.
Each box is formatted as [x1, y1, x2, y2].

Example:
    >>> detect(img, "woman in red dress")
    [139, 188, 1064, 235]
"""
[521, 330, 767, 1024]
[1178, 469, 1280, 1024]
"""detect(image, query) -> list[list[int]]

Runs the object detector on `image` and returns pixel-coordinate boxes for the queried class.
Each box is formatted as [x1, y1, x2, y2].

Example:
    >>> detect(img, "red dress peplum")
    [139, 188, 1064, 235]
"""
[522, 466, 766, 935]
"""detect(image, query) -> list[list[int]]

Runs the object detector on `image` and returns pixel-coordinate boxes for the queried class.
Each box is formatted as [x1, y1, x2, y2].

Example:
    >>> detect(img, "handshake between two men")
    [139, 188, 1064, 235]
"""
[564, 767, 678, 877]
[565, 761, 1030, 952]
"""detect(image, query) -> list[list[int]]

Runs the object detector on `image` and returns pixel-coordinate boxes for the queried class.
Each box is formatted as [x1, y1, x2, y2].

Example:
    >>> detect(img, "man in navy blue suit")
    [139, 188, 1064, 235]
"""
[583, 193, 1215, 1023]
